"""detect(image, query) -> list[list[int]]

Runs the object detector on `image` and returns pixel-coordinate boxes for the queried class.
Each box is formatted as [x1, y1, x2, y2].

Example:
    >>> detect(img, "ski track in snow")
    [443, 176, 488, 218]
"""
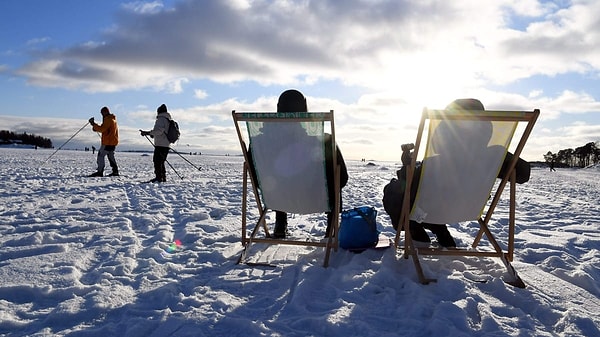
[0, 148, 599, 336]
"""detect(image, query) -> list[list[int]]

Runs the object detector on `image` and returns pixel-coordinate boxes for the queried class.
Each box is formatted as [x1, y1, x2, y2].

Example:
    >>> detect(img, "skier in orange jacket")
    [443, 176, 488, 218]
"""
[88, 106, 119, 177]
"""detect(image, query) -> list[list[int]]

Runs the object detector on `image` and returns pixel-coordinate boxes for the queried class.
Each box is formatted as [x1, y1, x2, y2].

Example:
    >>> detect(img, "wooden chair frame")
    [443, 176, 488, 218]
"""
[232, 110, 341, 267]
[394, 108, 540, 287]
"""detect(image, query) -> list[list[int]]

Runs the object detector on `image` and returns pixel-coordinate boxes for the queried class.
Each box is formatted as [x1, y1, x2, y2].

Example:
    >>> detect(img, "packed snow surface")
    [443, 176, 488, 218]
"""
[0, 148, 599, 336]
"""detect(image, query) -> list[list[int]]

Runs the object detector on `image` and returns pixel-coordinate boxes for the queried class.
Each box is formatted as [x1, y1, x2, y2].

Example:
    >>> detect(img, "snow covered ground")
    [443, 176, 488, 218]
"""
[0, 148, 598, 337]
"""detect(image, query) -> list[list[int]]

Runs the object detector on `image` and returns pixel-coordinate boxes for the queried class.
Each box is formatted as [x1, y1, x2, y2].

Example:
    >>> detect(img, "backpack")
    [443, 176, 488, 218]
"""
[499, 152, 531, 184]
[382, 164, 421, 231]
[339, 206, 379, 250]
[382, 177, 405, 231]
[166, 119, 180, 143]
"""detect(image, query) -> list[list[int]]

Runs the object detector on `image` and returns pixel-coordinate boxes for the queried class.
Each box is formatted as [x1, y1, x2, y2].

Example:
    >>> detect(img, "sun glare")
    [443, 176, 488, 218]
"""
[377, 51, 480, 112]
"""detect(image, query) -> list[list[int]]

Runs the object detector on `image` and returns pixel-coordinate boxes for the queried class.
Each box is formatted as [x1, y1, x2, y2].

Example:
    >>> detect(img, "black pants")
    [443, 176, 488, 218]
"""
[153, 146, 169, 182]
[274, 193, 343, 237]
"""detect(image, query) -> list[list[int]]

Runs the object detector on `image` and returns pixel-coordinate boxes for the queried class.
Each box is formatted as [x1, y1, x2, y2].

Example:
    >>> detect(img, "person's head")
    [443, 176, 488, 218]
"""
[431, 98, 491, 154]
[157, 104, 168, 114]
[445, 98, 484, 111]
[277, 89, 307, 112]
[258, 90, 308, 137]
[100, 106, 110, 116]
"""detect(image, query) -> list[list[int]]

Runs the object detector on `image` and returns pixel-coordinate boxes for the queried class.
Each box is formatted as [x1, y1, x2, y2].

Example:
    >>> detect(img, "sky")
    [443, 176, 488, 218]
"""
[1, 0, 600, 162]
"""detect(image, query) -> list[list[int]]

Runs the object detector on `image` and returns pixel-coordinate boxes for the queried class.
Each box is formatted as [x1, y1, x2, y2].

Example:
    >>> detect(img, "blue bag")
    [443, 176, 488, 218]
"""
[339, 206, 379, 250]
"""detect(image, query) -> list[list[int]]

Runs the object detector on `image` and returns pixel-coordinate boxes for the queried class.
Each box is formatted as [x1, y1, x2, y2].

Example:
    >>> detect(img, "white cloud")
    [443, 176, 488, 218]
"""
[2, 85, 599, 162]
[194, 89, 208, 99]
[26, 37, 51, 46]
[7, 0, 600, 161]
[16, 1, 600, 94]
[121, 1, 164, 14]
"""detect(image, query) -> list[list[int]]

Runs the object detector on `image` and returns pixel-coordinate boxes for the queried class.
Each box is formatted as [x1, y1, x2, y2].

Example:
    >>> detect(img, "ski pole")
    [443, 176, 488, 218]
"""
[143, 135, 184, 180]
[164, 155, 184, 180]
[42, 121, 89, 165]
[168, 148, 202, 171]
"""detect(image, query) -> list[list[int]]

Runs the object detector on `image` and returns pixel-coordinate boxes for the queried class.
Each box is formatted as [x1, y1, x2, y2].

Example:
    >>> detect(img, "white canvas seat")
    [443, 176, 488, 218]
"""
[395, 107, 540, 287]
[232, 111, 341, 267]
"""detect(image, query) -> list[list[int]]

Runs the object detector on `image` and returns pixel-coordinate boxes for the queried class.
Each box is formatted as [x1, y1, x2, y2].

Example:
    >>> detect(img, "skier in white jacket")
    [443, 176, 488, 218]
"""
[140, 104, 172, 183]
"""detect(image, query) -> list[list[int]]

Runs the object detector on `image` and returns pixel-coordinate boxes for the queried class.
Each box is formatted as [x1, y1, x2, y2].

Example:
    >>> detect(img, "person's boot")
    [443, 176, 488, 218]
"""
[425, 224, 457, 248]
[108, 169, 119, 177]
[409, 221, 431, 244]
[273, 222, 286, 238]
[273, 211, 287, 239]
[89, 171, 103, 177]
[434, 229, 456, 248]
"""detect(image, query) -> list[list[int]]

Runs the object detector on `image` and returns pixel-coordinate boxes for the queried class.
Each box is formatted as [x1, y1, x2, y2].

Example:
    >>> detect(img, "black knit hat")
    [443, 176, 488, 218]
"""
[157, 104, 167, 113]
[446, 98, 484, 111]
[277, 89, 307, 112]
[100, 106, 110, 114]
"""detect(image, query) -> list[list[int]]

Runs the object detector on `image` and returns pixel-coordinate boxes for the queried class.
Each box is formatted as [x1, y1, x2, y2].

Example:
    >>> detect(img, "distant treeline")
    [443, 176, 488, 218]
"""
[0, 130, 53, 148]
[544, 141, 600, 168]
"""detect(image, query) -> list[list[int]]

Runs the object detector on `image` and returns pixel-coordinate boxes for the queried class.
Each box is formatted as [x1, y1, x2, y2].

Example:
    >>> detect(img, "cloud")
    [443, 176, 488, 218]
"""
[2, 85, 599, 161]
[552, 90, 600, 114]
[6, 0, 600, 161]
[121, 1, 164, 14]
[194, 89, 208, 99]
[532, 121, 600, 154]
[14, 0, 600, 96]
[26, 37, 51, 46]
[493, 1, 600, 80]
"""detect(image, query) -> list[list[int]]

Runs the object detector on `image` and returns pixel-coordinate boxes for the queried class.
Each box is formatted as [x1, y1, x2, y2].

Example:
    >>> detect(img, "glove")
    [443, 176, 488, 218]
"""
[88, 117, 95, 124]
[140, 130, 150, 136]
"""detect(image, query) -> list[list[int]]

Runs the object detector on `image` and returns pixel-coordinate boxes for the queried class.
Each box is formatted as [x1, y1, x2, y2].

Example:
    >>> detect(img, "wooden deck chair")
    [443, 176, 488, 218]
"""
[394, 107, 540, 287]
[232, 110, 341, 267]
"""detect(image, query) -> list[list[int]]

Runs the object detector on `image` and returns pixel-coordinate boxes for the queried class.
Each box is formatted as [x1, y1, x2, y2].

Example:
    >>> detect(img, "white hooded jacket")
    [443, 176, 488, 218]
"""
[149, 112, 172, 147]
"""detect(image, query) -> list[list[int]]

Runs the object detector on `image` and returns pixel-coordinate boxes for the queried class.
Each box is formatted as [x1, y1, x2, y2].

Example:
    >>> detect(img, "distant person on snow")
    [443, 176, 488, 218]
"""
[140, 104, 172, 183]
[88, 106, 119, 177]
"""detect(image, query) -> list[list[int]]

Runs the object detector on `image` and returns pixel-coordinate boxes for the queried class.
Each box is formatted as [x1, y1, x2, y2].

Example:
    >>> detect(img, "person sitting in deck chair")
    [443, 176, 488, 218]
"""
[384, 98, 531, 247]
[248, 89, 349, 239]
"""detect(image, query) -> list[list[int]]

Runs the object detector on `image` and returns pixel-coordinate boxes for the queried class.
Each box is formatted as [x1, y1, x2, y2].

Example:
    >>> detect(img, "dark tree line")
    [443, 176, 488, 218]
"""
[0, 130, 53, 148]
[544, 141, 600, 168]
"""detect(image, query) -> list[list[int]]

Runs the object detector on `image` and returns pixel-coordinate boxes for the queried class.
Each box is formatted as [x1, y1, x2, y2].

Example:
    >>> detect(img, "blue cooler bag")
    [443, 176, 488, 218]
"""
[339, 206, 379, 250]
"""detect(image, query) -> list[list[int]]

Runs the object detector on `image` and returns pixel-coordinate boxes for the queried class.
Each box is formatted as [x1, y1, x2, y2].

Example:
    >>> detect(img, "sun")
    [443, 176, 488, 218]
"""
[377, 51, 480, 112]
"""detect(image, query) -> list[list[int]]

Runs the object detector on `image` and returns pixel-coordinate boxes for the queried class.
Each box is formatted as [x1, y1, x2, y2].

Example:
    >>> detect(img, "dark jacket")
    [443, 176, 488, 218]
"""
[383, 152, 529, 230]
[324, 134, 349, 206]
